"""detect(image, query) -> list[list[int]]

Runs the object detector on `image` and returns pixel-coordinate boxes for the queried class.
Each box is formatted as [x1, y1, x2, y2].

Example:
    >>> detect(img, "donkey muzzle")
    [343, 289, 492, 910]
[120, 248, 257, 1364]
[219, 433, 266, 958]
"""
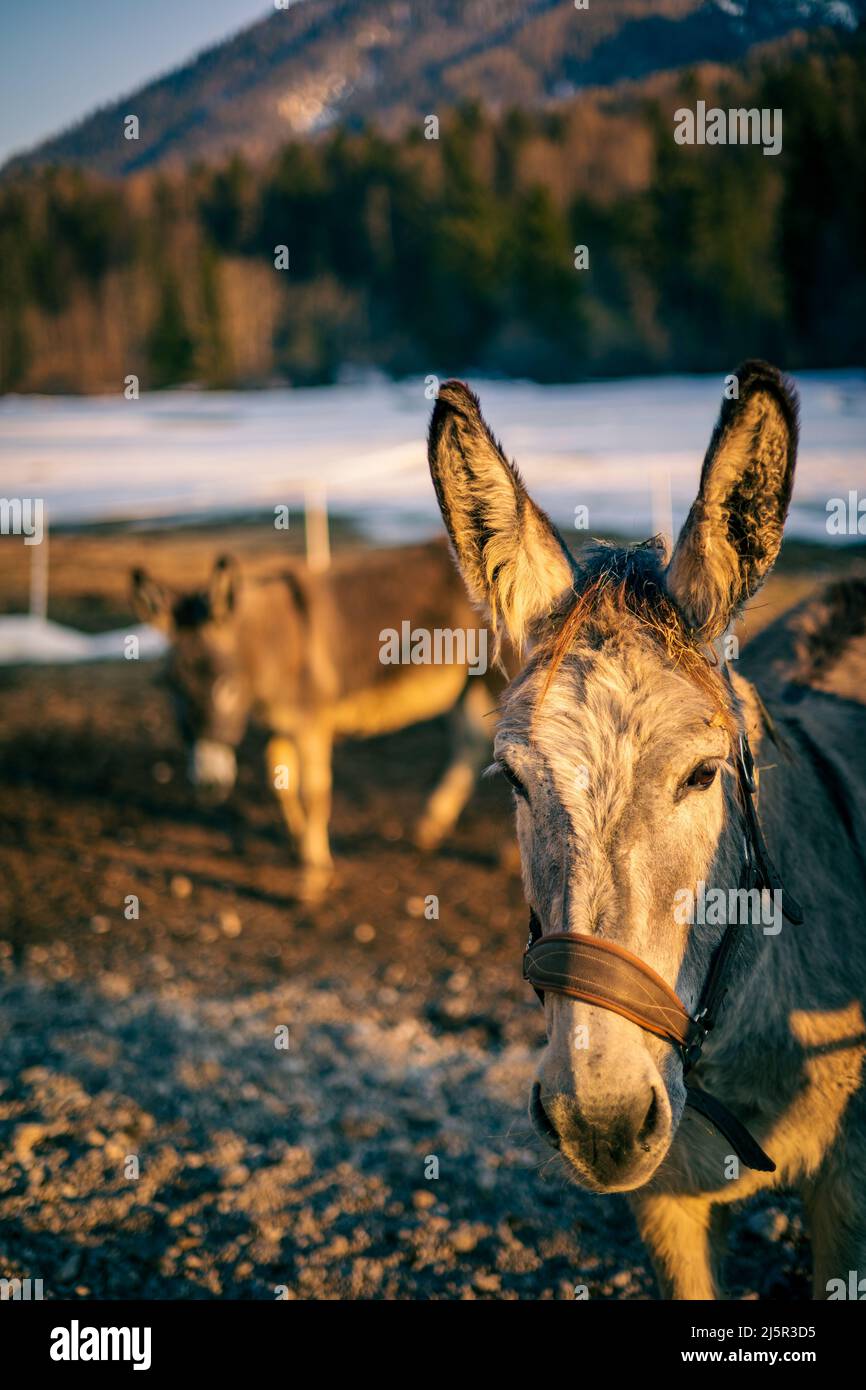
[524, 926, 775, 1173]
[189, 739, 237, 800]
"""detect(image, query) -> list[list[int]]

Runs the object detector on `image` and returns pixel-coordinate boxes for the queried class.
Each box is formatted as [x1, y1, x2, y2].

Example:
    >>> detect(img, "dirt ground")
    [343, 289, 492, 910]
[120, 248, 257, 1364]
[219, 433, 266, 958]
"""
[1, 522, 860, 1300]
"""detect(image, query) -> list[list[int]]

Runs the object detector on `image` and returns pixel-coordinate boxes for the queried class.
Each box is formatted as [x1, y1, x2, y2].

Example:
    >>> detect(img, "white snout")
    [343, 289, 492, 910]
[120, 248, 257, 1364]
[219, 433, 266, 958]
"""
[189, 739, 237, 790]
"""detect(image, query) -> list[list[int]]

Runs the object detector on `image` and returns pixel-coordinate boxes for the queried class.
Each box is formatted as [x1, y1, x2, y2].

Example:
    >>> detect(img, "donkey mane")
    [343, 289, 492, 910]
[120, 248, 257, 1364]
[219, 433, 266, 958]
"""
[537, 537, 734, 728]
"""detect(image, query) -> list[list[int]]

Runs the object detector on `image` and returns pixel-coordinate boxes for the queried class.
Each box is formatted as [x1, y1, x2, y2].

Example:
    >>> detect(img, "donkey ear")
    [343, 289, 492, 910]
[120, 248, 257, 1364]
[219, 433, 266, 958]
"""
[209, 555, 239, 623]
[666, 361, 799, 641]
[428, 381, 575, 651]
[130, 568, 173, 630]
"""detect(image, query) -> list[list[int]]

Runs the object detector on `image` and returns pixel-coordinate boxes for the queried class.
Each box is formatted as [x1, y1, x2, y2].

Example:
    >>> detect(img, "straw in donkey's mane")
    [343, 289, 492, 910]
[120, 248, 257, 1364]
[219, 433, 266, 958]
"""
[537, 538, 735, 731]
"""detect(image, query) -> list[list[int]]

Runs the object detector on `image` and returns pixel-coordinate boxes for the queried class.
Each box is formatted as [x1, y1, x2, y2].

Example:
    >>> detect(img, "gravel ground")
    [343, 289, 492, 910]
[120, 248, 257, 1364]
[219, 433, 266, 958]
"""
[3, 528, 836, 1300]
[0, 653, 813, 1300]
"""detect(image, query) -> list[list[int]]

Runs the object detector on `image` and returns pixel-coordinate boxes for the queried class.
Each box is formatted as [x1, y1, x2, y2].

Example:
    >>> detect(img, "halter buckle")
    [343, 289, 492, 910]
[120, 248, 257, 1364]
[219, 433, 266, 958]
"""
[681, 1009, 711, 1071]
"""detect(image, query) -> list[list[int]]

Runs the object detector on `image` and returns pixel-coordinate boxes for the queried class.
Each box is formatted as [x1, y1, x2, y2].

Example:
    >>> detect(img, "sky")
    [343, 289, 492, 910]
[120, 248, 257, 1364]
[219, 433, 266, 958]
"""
[0, 0, 274, 165]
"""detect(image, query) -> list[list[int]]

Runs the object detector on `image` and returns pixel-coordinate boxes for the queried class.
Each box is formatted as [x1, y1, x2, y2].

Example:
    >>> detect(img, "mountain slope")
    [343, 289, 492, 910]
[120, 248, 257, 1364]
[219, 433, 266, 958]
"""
[4, 0, 863, 176]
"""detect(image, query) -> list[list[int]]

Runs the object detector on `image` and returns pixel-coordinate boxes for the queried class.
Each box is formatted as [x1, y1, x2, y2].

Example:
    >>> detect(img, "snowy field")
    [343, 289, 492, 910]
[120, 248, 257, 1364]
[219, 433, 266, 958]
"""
[1, 371, 864, 542]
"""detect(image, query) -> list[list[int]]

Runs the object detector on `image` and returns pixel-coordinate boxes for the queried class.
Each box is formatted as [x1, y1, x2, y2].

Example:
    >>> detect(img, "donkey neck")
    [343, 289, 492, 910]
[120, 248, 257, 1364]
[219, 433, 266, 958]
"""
[696, 666, 815, 1092]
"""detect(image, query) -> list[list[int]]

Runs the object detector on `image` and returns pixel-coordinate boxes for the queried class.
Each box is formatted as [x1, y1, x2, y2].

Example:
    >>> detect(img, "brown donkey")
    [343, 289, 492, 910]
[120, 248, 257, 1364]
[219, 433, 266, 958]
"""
[428, 364, 866, 1299]
[131, 540, 495, 900]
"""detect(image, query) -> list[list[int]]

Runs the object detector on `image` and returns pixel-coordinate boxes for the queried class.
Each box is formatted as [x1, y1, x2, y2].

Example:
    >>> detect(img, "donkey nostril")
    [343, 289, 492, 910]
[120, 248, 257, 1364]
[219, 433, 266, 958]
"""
[530, 1082, 561, 1150]
[637, 1086, 660, 1146]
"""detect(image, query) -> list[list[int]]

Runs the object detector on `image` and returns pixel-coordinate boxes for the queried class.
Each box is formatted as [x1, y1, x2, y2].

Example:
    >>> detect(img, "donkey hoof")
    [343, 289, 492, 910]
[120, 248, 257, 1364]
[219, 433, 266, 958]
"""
[296, 865, 333, 903]
[412, 817, 446, 852]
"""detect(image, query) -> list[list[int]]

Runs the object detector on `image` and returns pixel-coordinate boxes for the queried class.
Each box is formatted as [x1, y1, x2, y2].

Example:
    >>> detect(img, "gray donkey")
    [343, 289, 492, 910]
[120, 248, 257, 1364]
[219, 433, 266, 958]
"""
[131, 540, 494, 900]
[429, 364, 866, 1299]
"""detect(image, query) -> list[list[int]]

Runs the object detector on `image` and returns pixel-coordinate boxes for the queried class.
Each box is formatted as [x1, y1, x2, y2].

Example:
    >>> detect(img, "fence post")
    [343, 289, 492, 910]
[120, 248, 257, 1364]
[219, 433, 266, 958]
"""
[304, 485, 330, 573]
[29, 503, 49, 620]
[651, 467, 673, 557]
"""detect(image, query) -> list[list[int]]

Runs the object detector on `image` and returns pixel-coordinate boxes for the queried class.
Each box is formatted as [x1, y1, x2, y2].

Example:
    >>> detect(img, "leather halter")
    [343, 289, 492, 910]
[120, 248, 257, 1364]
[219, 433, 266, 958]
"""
[523, 691, 803, 1174]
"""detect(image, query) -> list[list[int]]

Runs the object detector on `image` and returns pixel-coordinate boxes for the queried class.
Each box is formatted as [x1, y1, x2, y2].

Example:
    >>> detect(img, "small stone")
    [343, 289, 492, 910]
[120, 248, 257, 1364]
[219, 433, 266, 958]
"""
[746, 1207, 789, 1241]
[474, 1271, 501, 1293]
[90, 915, 110, 934]
[412, 1189, 436, 1210]
[354, 923, 375, 943]
[171, 874, 193, 899]
[13, 1123, 50, 1162]
[102, 972, 131, 999]
[219, 909, 242, 938]
[58, 1251, 83, 1282]
[152, 761, 173, 784]
[450, 1224, 478, 1254]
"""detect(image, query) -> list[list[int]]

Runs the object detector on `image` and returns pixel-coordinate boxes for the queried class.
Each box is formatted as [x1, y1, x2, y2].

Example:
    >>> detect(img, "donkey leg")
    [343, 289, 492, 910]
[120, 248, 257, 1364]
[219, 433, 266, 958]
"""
[413, 680, 492, 850]
[629, 1192, 721, 1300]
[265, 736, 306, 850]
[804, 1164, 866, 1299]
[295, 724, 334, 901]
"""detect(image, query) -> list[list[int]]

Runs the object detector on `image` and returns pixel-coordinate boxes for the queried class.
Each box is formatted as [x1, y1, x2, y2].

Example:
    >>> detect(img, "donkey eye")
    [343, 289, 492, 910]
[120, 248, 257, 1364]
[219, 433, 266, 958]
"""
[498, 761, 529, 801]
[685, 762, 718, 791]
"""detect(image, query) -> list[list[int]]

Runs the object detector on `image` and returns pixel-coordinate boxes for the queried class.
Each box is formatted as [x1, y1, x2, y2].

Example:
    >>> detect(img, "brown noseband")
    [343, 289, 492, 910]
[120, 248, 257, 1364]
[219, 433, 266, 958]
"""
[523, 932, 703, 1052]
[523, 720, 804, 1174]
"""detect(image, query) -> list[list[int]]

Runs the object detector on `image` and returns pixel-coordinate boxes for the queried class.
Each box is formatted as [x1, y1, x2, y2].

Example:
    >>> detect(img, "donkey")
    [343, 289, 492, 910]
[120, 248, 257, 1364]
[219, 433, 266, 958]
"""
[428, 364, 866, 1299]
[131, 540, 495, 899]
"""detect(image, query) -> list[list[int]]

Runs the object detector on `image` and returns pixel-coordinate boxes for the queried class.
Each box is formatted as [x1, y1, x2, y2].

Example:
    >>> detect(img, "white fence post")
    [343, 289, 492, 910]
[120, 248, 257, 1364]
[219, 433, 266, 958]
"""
[304, 485, 330, 573]
[29, 504, 49, 620]
[651, 467, 673, 557]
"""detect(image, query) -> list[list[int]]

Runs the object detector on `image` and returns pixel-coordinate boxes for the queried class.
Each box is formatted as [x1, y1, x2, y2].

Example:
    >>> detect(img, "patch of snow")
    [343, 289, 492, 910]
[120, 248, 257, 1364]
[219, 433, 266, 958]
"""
[0, 615, 168, 666]
[1, 371, 863, 544]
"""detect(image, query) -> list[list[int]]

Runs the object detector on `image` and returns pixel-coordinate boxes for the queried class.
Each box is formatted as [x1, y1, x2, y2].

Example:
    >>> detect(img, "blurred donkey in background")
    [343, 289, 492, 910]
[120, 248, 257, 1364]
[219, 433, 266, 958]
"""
[131, 540, 496, 899]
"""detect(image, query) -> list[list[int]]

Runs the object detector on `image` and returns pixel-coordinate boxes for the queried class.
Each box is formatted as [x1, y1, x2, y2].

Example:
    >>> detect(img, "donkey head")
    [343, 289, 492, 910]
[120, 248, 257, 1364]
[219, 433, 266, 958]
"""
[429, 363, 798, 1192]
[131, 556, 252, 801]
